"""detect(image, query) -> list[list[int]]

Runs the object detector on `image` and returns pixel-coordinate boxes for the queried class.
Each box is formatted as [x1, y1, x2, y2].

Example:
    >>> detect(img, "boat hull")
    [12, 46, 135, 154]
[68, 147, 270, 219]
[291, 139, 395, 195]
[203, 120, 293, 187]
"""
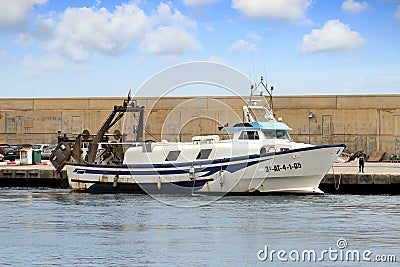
[66, 144, 345, 195]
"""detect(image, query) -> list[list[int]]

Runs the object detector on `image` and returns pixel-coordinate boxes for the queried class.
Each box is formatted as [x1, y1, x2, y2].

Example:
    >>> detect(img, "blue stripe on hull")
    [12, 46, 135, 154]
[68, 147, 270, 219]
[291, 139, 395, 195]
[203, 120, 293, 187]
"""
[72, 157, 271, 177]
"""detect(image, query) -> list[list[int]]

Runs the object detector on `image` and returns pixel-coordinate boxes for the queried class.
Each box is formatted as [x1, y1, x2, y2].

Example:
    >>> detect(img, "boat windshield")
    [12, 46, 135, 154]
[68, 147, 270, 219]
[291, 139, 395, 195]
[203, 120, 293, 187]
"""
[262, 129, 291, 140]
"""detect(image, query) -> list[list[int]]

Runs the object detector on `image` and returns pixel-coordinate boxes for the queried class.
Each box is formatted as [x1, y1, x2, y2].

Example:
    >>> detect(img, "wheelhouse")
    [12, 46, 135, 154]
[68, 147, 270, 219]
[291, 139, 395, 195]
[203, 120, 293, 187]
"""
[223, 121, 293, 142]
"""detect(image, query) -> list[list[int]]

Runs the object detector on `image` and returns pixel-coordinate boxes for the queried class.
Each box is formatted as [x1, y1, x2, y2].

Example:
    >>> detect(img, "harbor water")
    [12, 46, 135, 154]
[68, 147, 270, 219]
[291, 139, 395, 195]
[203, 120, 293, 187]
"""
[0, 189, 399, 266]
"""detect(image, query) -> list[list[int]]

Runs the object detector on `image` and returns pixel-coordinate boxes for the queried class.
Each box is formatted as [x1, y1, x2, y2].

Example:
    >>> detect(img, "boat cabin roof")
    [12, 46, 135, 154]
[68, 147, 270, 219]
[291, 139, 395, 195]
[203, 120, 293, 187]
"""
[223, 121, 292, 132]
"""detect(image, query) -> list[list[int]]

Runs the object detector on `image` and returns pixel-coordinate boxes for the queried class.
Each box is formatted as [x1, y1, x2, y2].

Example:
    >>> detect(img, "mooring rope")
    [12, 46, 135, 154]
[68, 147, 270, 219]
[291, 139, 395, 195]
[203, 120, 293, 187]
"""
[333, 158, 359, 191]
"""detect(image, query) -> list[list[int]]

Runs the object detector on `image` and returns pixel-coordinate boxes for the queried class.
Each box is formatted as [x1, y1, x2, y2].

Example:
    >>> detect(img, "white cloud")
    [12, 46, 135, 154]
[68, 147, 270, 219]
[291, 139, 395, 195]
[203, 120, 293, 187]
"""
[41, 3, 149, 62]
[246, 31, 262, 41]
[395, 5, 400, 20]
[232, 0, 311, 21]
[183, 0, 221, 6]
[229, 39, 257, 53]
[299, 19, 365, 53]
[139, 26, 200, 54]
[11, 1, 200, 66]
[153, 2, 196, 28]
[139, 2, 200, 56]
[17, 32, 35, 46]
[341, 0, 369, 14]
[35, 15, 55, 39]
[205, 25, 214, 31]
[0, 0, 47, 28]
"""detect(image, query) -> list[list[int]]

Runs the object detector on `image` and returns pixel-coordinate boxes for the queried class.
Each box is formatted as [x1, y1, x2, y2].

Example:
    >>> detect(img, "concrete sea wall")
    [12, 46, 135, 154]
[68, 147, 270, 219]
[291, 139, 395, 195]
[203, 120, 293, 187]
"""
[1, 95, 399, 155]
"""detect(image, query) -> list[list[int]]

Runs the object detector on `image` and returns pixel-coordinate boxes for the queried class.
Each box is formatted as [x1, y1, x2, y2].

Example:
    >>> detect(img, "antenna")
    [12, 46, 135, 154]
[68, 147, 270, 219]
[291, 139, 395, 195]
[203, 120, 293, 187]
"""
[252, 56, 255, 84]
[262, 56, 267, 83]
[247, 60, 274, 115]
[248, 68, 254, 88]
[249, 57, 257, 105]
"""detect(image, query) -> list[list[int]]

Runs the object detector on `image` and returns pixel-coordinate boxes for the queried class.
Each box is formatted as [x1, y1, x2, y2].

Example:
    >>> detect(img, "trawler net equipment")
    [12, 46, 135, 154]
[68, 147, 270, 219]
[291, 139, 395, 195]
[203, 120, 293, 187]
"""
[50, 94, 145, 173]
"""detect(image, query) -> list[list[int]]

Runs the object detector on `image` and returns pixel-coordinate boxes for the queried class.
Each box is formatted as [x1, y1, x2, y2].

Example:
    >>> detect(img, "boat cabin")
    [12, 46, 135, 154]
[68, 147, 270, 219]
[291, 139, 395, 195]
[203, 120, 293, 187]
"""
[223, 121, 292, 142]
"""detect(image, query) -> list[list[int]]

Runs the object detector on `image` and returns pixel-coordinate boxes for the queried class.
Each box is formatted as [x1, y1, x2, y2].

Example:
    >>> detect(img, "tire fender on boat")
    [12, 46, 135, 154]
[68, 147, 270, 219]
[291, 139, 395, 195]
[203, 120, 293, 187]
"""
[267, 146, 276, 153]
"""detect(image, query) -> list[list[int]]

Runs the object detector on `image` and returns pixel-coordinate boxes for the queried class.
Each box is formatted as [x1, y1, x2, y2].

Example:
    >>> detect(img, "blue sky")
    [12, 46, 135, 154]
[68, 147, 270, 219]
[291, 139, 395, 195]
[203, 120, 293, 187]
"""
[0, 0, 399, 97]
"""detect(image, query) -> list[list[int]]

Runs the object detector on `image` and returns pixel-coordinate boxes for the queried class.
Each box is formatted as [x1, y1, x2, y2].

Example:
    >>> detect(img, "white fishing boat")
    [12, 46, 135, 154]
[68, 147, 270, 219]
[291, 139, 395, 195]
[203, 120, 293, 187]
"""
[52, 78, 345, 195]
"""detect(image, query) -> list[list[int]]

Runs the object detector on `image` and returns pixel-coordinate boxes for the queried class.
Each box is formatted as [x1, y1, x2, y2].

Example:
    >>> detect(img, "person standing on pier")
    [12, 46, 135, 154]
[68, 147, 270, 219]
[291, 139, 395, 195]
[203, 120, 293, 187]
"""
[358, 148, 367, 173]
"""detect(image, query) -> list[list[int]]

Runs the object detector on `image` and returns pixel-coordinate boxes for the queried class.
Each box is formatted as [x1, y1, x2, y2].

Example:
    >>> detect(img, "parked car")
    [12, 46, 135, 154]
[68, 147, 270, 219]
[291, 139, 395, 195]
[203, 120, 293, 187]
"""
[42, 144, 57, 159]
[32, 144, 50, 152]
[0, 144, 11, 149]
[0, 145, 17, 161]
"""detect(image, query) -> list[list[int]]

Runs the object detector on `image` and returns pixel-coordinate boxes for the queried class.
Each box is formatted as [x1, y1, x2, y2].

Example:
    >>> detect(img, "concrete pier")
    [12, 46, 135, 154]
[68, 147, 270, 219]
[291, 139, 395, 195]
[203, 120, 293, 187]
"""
[1, 161, 400, 194]
[0, 161, 67, 188]
[321, 162, 400, 194]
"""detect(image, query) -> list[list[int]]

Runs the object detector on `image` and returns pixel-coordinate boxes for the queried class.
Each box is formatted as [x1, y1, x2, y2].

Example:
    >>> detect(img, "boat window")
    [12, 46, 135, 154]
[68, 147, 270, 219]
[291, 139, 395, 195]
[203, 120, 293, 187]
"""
[262, 130, 290, 140]
[276, 130, 289, 140]
[165, 150, 180, 161]
[276, 130, 284, 139]
[239, 131, 259, 140]
[262, 130, 276, 139]
[196, 149, 212, 160]
[233, 123, 253, 127]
